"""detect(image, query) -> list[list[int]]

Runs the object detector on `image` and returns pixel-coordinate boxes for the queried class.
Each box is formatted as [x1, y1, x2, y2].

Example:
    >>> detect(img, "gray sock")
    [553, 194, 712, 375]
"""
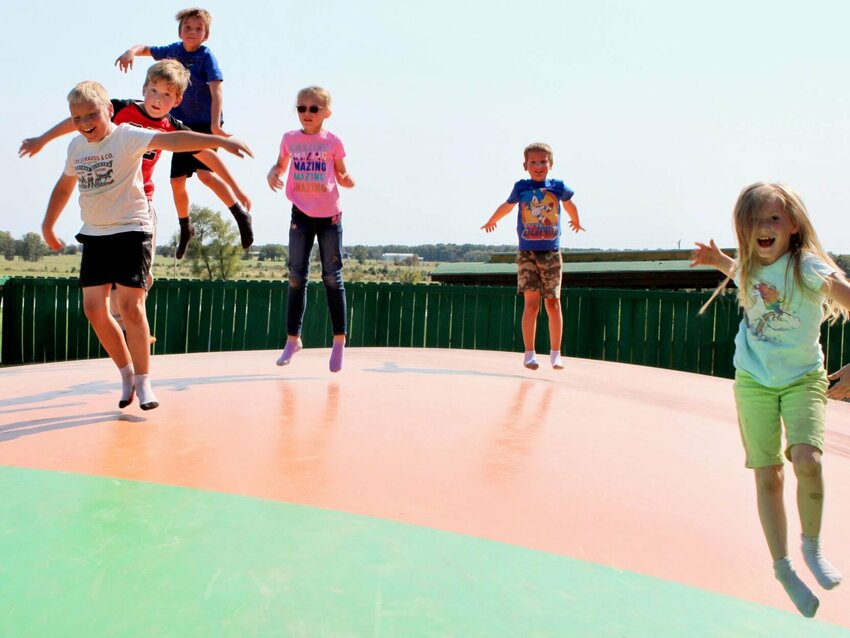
[774, 557, 819, 618]
[802, 535, 843, 590]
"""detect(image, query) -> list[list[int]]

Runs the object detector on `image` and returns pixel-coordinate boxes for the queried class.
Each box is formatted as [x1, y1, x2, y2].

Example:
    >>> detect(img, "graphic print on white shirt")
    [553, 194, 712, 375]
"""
[745, 280, 802, 342]
[74, 152, 115, 192]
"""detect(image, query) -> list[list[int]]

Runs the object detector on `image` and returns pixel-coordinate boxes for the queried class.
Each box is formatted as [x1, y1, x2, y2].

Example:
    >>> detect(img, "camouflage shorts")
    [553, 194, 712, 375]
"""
[516, 250, 563, 298]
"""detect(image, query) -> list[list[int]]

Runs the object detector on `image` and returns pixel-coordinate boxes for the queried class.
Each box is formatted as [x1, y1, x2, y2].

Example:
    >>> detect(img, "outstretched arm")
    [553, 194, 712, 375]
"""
[690, 239, 736, 277]
[149, 131, 253, 157]
[194, 149, 251, 211]
[563, 199, 585, 232]
[481, 202, 515, 233]
[19, 118, 76, 158]
[267, 155, 290, 191]
[41, 173, 77, 251]
[334, 158, 355, 188]
[115, 45, 152, 72]
[823, 274, 850, 399]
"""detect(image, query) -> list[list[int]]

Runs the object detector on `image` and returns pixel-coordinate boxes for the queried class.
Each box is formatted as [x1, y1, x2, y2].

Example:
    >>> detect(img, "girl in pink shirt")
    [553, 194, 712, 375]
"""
[267, 86, 355, 372]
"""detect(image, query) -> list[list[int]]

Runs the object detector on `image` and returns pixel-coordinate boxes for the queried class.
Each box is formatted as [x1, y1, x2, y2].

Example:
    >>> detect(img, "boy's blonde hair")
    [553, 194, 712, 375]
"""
[67, 81, 110, 109]
[144, 59, 190, 98]
[524, 142, 553, 164]
[176, 7, 212, 35]
[297, 86, 332, 108]
[703, 182, 848, 323]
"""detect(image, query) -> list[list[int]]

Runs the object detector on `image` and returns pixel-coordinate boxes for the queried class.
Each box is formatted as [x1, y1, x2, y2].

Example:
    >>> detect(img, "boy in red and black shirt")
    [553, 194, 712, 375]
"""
[19, 59, 250, 259]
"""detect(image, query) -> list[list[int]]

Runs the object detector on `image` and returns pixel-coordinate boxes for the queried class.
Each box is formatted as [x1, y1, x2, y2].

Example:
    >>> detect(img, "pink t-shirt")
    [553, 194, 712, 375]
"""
[279, 129, 346, 218]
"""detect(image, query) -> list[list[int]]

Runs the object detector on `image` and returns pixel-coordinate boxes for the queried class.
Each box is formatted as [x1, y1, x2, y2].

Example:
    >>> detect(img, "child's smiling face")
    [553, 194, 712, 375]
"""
[523, 150, 552, 181]
[752, 200, 799, 265]
[142, 79, 182, 119]
[70, 99, 113, 143]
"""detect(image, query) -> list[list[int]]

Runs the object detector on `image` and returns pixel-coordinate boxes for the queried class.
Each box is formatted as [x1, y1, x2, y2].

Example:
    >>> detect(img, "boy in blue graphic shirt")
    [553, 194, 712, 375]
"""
[115, 7, 253, 251]
[482, 142, 583, 370]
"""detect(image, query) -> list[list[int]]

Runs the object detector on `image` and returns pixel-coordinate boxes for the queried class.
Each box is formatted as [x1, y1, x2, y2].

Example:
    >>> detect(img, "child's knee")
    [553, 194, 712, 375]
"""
[754, 466, 784, 493]
[196, 170, 217, 186]
[791, 445, 822, 479]
[543, 297, 561, 312]
[170, 176, 188, 192]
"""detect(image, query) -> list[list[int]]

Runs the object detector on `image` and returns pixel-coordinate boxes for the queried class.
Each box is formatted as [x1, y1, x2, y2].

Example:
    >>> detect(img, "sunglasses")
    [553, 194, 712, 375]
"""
[296, 105, 322, 114]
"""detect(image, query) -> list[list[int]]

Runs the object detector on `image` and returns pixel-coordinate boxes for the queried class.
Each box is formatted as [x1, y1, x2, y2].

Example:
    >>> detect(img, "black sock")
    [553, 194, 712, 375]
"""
[229, 204, 254, 249]
[176, 217, 195, 259]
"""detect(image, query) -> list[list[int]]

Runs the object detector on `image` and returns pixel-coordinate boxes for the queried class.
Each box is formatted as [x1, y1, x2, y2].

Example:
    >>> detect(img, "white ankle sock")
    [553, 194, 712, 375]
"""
[133, 374, 159, 410]
[523, 351, 539, 370]
[119, 363, 135, 408]
[802, 535, 843, 590]
[550, 350, 564, 369]
[774, 557, 819, 617]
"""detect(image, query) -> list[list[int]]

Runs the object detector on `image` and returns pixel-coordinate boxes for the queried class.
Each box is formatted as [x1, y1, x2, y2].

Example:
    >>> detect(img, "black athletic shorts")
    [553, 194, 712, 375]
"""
[170, 121, 213, 178]
[76, 231, 153, 290]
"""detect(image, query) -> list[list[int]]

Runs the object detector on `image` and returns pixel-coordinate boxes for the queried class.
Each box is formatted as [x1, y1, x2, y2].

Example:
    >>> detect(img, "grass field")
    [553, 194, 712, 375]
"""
[0, 254, 437, 284]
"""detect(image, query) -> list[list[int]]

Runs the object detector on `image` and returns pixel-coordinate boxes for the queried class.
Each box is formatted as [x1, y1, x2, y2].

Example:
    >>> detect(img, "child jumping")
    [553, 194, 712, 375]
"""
[482, 142, 583, 370]
[115, 7, 253, 254]
[266, 86, 355, 373]
[41, 81, 252, 410]
[20, 60, 250, 259]
[691, 182, 850, 617]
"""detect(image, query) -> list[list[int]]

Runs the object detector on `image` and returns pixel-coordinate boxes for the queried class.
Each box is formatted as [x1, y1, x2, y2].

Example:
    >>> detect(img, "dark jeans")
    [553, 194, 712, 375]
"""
[286, 206, 347, 337]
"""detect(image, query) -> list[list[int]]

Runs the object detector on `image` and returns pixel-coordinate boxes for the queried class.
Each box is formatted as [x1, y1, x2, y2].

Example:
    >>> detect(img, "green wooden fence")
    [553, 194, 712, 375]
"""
[3, 276, 850, 379]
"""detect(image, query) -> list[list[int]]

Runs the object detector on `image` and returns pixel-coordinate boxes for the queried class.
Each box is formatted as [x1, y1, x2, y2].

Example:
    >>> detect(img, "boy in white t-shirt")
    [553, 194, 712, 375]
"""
[41, 80, 252, 410]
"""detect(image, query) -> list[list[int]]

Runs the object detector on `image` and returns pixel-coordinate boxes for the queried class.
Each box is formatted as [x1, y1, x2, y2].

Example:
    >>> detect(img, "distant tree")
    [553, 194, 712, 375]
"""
[158, 243, 176, 259]
[401, 255, 420, 267]
[351, 245, 369, 264]
[176, 205, 242, 280]
[0, 231, 14, 261]
[463, 250, 490, 262]
[17, 232, 49, 262]
[259, 244, 287, 262]
[63, 244, 79, 256]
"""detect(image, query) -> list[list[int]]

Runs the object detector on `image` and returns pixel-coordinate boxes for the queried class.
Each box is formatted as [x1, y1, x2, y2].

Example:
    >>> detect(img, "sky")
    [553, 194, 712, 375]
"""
[3, 0, 850, 253]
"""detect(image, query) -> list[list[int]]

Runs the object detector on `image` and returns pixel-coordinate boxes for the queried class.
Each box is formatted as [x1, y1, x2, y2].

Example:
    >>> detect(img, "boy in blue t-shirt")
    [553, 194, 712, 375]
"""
[115, 7, 253, 251]
[482, 142, 584, 370]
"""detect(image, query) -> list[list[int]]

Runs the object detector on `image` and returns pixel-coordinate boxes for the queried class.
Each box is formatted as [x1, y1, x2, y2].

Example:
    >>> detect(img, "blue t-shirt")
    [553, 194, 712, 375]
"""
[507, 179, 574, 251]
[733, 252, 835, 387]
[150, 43, 223, 126]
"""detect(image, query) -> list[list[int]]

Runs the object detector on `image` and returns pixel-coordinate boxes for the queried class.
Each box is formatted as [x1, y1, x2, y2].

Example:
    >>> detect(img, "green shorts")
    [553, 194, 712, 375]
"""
[733, 368, 828, 468]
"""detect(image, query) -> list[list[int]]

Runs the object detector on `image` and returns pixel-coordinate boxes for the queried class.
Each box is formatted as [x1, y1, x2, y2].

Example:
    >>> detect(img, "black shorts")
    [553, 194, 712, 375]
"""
[170, 121, 213, 178]
[76, 231, 153, 290]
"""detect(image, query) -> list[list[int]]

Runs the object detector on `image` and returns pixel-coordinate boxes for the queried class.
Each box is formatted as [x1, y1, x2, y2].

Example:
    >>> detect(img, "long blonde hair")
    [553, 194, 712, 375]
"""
[703, 182, 847, 323]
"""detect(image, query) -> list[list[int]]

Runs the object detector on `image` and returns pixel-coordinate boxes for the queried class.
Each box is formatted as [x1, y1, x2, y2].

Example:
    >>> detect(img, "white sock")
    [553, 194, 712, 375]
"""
[802, 535, 843, 590]
[523, 351, 539, 370]
[133, 373, 159, 411]
[119, 363, 135, 408]
[550, 350, 564, 369]
[774, 557, 819, 618]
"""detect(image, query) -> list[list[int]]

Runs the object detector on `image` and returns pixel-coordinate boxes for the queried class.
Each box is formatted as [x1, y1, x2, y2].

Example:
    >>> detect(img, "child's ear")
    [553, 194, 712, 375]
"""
[174, 95, 183, 108]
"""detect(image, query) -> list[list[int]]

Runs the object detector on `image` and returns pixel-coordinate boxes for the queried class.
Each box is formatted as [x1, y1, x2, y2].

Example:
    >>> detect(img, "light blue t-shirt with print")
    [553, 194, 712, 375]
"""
[733, 252, 834, 387]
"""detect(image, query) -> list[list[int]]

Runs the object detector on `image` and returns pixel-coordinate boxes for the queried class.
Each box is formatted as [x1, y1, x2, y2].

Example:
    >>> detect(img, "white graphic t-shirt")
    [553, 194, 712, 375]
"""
[733, 252, 834, 387]
[64, 123, 157, 236]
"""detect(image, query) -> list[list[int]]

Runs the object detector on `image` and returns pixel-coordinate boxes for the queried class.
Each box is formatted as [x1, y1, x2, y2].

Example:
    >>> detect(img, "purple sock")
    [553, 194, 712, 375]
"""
[276, 339, 302, 366]
[329, 341, 344, 373]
